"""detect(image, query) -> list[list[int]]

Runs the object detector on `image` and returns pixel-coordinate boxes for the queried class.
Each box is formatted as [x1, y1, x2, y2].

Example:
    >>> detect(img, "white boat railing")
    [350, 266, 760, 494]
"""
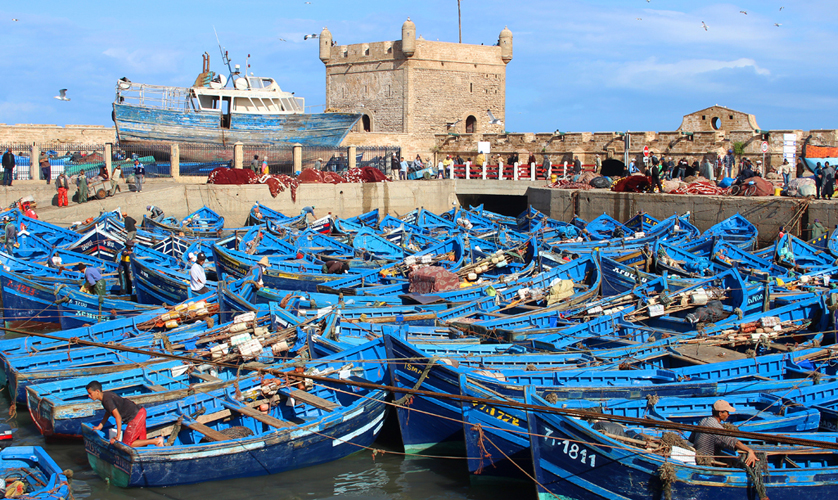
[115, 82, 193, 112]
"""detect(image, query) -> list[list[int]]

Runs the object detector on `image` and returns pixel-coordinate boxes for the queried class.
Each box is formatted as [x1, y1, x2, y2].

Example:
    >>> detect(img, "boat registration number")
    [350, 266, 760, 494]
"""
[544, 429, 597, 467]
[471, 402, 522, 427]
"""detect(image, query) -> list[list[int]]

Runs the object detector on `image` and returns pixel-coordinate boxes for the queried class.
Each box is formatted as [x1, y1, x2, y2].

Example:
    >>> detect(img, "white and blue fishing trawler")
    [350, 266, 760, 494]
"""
[113, 52, 361, 148]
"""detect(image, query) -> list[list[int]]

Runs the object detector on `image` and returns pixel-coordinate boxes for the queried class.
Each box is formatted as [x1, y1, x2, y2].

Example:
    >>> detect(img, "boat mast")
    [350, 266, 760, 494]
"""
[213, 26, 236, 83]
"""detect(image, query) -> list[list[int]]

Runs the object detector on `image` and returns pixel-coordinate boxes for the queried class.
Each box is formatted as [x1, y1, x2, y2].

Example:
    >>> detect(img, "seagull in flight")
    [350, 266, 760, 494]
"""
[305, 1, 311, 3]
[278, 38, 287, 42]
[636, 18, 642, 21]
[54, 89, 70, 101]
[701, 21, 709, 31]
[779, 6, 784, 11]
[487, 110, 503, 126]
[11, 18, 18, 21]
[445, 119, 462, 129]
[740, 10, 747, 15]
[303, 34, 318, 40]
[774, 23, 782, 27]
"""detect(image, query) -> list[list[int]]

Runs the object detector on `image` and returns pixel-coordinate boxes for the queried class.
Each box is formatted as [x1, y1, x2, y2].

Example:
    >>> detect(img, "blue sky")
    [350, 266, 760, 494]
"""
[2, 0, 836, 133]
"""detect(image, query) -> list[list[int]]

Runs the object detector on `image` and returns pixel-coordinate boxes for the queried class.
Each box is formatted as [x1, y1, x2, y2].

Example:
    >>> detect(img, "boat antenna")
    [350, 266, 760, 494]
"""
[213, 26, 235, 79]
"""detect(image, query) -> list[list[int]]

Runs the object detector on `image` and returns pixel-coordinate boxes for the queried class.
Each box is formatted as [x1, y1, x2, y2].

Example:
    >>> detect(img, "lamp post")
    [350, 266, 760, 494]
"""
[458, 0, 462, 43]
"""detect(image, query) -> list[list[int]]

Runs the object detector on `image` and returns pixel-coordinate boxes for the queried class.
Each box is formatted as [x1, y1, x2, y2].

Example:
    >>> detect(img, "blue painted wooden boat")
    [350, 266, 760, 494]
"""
[54, 283, 166, 329]
[526, 388, 838, 500]
[212, 243, 357, 292]
[0, 266, 120, 327]
[776, 233, 837, 271]
[0, 447, 71, 500]
[81, 338, 387, 487]
[113, 78, 361, 148]
[180, 206, 225, 233]
[351, 226, 404, 261]
[703, 212, 759, 250]
[27, 357, 300, 438]
[247, 203, 293, 225]
[131, 256, 214, 306]
[5, 327, 210, 404]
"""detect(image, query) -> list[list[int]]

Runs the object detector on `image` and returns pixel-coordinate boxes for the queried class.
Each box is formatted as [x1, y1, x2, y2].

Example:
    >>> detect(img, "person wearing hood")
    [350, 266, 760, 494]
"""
[723, 149, 736, 178]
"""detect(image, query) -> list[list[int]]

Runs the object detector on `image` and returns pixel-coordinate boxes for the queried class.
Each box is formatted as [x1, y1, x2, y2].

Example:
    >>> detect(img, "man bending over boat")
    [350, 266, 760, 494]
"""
[690, 400, 757, 467]
[86, 380, 163, 447]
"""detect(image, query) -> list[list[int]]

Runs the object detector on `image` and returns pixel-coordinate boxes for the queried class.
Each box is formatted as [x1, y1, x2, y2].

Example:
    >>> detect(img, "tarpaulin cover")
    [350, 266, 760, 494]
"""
[590, 176, 611, 189]
[735, 176, 775, 196]
[408, 266, 460, 294]
[577, 171, 598, 184]
[612, 175, 651, 193]
[788, 177, 816, 197]
[600, 159, 625, 177]
[686, 300, 727, 324]
[806, 146, 838, 158]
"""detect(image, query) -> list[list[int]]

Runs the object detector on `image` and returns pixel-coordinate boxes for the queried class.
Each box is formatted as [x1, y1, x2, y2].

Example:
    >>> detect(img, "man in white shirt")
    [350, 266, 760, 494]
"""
[190, 252, 208, 295]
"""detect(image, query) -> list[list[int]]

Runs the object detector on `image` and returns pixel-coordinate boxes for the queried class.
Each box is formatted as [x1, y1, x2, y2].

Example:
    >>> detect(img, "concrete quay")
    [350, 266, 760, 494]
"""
[4, 178, 833, 248]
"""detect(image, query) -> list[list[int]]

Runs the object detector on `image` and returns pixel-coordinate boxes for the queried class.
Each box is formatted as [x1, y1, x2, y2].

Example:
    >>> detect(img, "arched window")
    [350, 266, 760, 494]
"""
[362, 114, 371, 132]
[465, 115, 476, 134]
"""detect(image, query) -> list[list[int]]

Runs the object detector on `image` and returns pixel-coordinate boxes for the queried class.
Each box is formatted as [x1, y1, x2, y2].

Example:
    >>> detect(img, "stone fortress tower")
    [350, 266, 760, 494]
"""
[320, 19, 512, 155]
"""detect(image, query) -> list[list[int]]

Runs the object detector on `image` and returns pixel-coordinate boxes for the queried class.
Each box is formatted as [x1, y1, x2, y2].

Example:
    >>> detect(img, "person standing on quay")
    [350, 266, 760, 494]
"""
[572, 156, 582, 176]
[822, 162, 835, 200]
[55, 171, 69, 207]
[40, 152, 51, 184]
[77, 169, 88, 204]
[723, 149, 736, 179]
[250, 155, 260, 174]
[2, 148, 15, 186]
[133, 159, 145, 193]
[399, 157, 408, 180]
[594, 154, 602, 173]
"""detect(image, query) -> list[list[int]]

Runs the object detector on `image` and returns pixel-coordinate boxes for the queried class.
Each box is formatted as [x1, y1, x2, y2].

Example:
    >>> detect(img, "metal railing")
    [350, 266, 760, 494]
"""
[115, 82, 192, 111]
[177, 143, 233, 176]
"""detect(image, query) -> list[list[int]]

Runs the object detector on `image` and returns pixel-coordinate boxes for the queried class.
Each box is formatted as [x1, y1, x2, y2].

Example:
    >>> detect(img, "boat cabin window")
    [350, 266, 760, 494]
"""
[198, 95, 222, 112]
[247, 78, 277, 90]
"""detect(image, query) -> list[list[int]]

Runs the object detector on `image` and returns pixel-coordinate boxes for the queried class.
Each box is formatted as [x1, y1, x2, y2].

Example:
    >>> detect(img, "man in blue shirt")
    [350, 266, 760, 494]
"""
[399, 157, 408, 180]
[3, 217, 17, 255]
[76, 262, 106, 304]
[133, 159, 145, 193]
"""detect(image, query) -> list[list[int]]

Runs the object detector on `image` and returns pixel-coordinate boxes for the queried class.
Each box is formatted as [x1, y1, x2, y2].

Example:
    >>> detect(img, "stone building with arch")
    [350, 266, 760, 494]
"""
[321, 19, 512, 157]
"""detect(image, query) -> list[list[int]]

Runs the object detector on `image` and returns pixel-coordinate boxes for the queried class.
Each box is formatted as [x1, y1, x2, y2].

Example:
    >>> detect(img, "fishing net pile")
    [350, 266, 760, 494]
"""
[549, 179, 594, 190]
[208, 167, 389, 202]
[669, 180, 730, 195]
[733, 176, 775, 196]
[612, 175, 652, 193]
[408, 266, 460, 294]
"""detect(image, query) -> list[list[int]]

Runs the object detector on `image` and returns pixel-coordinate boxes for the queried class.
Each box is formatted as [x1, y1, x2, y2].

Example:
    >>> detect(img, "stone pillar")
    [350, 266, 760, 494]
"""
[530, 162, 536, 181]
[104, 143, 113, 177]
[170, 143, 180, 179]
[233, 142, 243, 169]
[30, 144, 39, 181]
[348, 145, 357, 170]
[498, 160, 504, 180]
[482, 162, 487, 180]
[513, 162, 519, 181]
[465, 161, 471, 179]
[449, 162, 454, 179]
[293, 143, 302, 175]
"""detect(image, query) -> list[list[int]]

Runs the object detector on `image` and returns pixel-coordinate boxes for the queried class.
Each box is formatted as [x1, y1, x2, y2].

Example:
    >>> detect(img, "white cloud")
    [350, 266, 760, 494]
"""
[610, 57, 770, 89]
[102, 47, 184, 74]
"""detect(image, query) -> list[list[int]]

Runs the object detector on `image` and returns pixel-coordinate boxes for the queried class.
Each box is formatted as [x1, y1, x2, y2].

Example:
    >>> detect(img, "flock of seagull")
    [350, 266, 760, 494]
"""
[636, 4, 787, 30]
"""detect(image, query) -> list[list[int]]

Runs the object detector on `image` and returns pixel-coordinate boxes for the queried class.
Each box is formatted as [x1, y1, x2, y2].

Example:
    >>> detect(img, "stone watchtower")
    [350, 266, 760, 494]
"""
[319, 19, 512, 139]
